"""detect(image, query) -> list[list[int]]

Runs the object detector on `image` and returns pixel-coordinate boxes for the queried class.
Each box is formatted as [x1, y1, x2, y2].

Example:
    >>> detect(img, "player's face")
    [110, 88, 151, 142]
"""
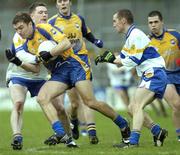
[148, 16, 163, 36]
[113, 13, 125, 33]
[56, 0, 71, 16]
[31, 6, 48, 24]
[13, 22, 33, 39]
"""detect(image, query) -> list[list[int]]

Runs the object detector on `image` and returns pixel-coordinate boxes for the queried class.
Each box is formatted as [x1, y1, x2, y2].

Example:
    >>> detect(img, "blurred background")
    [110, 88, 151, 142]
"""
[0, 0, 178, 110]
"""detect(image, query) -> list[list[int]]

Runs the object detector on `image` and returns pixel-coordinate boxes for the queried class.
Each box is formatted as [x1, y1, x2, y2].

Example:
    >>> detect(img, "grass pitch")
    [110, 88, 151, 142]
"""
[0, 109, 179, 155]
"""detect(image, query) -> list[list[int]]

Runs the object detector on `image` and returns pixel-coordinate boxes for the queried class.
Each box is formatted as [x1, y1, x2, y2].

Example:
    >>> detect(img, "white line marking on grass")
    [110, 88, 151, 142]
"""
[25, 146, 77, 154]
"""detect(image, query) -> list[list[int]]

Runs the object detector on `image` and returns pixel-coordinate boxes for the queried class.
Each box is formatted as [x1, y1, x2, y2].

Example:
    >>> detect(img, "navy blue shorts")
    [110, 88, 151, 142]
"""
[9, 77, 46, 97]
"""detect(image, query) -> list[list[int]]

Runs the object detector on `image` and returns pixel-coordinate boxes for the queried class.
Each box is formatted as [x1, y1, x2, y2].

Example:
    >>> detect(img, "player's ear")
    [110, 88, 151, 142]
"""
[121, 18, 126, 24]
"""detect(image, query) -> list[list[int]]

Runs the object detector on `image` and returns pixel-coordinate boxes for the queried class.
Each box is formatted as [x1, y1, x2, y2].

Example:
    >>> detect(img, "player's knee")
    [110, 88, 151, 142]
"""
[127, 103, 133, 115]
[172, 100, 180, 111]
[133, 103, 143, 113]
[84, 99, 96, 109]
[14, 101, 24, 113]
[71, 101, 79, 111]
[36, 94, 49, 106]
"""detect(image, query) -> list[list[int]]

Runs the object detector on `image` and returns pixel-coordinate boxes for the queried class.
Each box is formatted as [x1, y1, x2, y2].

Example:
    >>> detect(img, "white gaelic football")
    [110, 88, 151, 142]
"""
[38, 40, 57, 60]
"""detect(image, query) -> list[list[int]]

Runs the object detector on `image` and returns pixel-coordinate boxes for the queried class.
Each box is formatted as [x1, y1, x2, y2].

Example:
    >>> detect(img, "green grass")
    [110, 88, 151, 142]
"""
[0, 109, 179, 155]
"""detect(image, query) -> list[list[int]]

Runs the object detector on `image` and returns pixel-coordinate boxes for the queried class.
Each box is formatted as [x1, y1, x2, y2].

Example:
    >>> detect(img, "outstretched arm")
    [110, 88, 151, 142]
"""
[95, 50, 122, 66]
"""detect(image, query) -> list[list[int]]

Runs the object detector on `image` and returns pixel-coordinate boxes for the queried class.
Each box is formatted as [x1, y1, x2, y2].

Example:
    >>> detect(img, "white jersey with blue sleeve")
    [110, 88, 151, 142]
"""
[120, 25, 165, 77]
[6, 33, 47, 81]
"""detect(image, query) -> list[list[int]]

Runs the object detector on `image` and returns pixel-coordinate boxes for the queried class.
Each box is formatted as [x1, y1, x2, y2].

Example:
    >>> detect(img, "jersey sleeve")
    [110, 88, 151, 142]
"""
[78, 15, 91, 37]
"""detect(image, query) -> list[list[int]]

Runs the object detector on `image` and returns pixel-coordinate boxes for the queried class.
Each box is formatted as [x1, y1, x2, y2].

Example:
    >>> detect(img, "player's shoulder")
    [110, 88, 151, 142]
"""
[75, 13, 85, 21]
[13, 32, 22, 42]
[36, 23, 53, 30]
[166, 29, 180, 34]
[48, 14, 58, 22]
[13, 32, 26, 46]
[130, 28, 147, 39]
[166, 29, 180, 39]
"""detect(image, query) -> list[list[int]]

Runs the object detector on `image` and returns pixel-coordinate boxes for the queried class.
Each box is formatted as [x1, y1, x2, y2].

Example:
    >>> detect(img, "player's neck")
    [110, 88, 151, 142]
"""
[59, 10, 71, 17]
[154, 29, 164, 37]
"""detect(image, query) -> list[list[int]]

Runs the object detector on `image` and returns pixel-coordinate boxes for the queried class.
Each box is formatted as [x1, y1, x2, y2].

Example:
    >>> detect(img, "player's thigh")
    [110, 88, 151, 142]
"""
[164, 84, 179, 101]
[38, 81, 68, 100]
[75, 80, 95, 102]
[164, 84, 180, 107]
[134, 87, 155, 109]
[9, 84, 27, 104]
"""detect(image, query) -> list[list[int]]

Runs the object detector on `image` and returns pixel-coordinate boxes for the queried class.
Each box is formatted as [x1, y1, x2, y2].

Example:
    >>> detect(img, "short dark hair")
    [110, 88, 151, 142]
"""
[12, 12, 33, 25]
[29, 2, 47, 14]
[116, 9, 134, 24]
[148, 10, 163, 21]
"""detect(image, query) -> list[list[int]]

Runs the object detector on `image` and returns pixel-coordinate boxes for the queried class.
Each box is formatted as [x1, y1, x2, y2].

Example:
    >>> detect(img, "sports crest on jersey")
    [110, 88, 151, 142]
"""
[170, 39, 176, 45]
[75, 23, 80, 29]
[50, 28, 57, 35]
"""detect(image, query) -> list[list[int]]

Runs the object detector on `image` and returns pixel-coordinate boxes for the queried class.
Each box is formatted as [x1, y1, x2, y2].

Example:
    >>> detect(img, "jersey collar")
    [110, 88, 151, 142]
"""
[126, 24, 135, 40]
[58, 12, 72, 19]
[150, 28, 166, 40]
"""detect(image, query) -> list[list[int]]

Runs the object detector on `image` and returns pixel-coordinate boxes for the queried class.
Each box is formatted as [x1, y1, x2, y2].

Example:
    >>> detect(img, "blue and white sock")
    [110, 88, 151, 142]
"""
[52, 121, 65, 136]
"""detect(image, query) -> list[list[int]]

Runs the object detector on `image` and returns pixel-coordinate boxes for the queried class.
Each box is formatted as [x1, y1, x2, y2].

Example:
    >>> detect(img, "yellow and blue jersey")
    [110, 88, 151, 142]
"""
[48, 13, 91, 55]
[17, 23, 71, 59]
[48, 13, 92, 82]
[149, 29, 180, 71]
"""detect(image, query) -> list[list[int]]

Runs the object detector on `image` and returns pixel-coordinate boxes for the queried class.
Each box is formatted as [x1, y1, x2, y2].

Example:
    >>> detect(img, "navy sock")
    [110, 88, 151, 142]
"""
[151, 124, 161, 136]
[52, 121, 65, 136]
[71, 118, 79, 127]
[113, 115, 128, 129]
[130, 131, 140, 145]
[87, 123, 96, 136]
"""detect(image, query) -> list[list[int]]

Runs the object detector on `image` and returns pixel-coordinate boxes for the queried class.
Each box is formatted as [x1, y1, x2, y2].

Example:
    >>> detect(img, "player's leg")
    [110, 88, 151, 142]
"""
[157, 99, 168, 117]
[163, 84, 180, 141]
[151, 99, 168, 117]
[115, 88, 130, 107]
[128, 94, 167, 147]
[75, 80, 130, 143]
[129, 87, 155, 146]
[67, 88, 80, 140]
[81, 103, 99, 144]
[78, 103, 88, 136]
[36, 81, 70, 145]
[51, 94, 78, 147]
[68, 87, 99, 144]
[9, 84, 27, 150]
[52, 95, 71, 137]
